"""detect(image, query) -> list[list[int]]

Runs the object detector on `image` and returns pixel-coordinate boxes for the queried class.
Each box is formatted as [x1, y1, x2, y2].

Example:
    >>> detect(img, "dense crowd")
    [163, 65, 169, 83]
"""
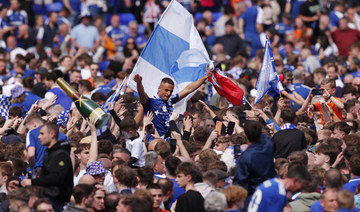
[0, 0, 359, 211]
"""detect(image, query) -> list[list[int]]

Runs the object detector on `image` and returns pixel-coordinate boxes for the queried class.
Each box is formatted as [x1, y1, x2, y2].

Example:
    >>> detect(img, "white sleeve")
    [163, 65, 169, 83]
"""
[248, 189, 263, 212]
[44, 92, 55, 100]
[256, 7, 264, 25]
[37, 27, 44, 40]
[25, 131, 30, 148]
[131, 140, 144, 159]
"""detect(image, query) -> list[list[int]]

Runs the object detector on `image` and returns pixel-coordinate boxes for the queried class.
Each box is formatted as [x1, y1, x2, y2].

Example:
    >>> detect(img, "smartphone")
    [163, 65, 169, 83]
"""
[145, 124, 153, 131]
[234, 144, 241, 159]
[227, 122, 235, 135]
[178, 114, 184, 121]
[216, 121, 222, 135]
[238, 112, 246, 125]
[169, 138, 177, 153]
[125, 103, 137, 110]
[311, 88, 323, 96]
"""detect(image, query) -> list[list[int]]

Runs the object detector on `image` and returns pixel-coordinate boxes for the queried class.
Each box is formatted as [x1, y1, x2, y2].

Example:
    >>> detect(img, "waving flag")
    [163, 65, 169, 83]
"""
[127, 0, 209, 113]
[102, 77, 127, 114]
[208, 64, 244, 105]
[254, 36, 278, 105]
[0, 95, 10, 120]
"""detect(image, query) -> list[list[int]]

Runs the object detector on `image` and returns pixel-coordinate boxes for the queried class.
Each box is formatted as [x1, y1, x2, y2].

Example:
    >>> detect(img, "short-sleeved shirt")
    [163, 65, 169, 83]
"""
[314, 98, 343, 125]
[26, 126, 68, 170]
[71, 23, 100, 49]
[248, 178, 287, 212]
[143, 94, 179, 137]
[6, 9, 27, 27]
[125, 135, 145, 167]
[343, 177, 360, 194]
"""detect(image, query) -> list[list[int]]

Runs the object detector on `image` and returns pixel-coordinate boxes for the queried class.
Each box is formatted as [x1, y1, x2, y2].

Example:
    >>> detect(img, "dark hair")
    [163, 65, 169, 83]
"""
[98, 139, 113, 156]
[79, 79, 92, 91]
[34, 198, 53, 212]
[104, 192, 120, 212]
[175, 162, 202, 183]
[160, 78, 174, 86]
[137, 167, 154, 187]
[147, 183, 162, 191]
[315, 143, 340, 165]
[332, 121, 351, 134]
[9, 106, 23, 118]
[287, 164, 312, 183]
[73, 184, 95, 204]
[44, 72, 58, 82]
[120, 116, 137, 131]
[281, 108, 296, 123]
[350, 155, 360, 176]
[243, 120, 262, 142]
[115, 166, 138, 188]
[165, 156, 182, 177]
[91, 92, 107, 104]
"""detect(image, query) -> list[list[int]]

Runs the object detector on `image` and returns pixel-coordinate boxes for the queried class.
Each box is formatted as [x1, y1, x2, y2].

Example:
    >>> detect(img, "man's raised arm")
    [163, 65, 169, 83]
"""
[134, 74, 149, 104]
[178, 70, 212, 101]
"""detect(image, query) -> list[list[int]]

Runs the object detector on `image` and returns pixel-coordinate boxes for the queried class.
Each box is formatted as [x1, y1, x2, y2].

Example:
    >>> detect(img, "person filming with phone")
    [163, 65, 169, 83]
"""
[309, 78, 344, 126]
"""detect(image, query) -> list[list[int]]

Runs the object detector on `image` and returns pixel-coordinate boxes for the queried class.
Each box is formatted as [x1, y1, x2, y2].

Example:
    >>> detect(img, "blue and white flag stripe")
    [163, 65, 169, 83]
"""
[127, 0, 209, 113]
[102, 77, 127, 114]
[254, 36, 278, 105]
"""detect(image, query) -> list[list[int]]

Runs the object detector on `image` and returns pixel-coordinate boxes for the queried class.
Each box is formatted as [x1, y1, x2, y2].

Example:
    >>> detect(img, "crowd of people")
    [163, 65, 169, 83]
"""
[0, 0, 359, 211]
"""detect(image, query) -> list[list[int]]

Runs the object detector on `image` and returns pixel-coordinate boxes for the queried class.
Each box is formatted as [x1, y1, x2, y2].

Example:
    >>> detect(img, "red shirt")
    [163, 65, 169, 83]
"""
[332, 28, 360, 57]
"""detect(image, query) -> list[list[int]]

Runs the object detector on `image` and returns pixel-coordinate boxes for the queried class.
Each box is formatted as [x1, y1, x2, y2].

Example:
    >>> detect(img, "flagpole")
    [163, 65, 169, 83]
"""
[244, 97, 254, 110]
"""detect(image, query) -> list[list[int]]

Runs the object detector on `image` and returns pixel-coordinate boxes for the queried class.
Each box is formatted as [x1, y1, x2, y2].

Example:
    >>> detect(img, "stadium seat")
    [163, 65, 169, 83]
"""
[32, 4, 46, 15]
[212, 12, 222, 22]
[119, 13, 136, 25]
[46, 2, 63, 13]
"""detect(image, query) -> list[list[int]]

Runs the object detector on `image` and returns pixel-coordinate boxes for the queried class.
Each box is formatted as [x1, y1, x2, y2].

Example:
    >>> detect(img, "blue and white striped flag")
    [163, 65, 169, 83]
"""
[0, 95, 10, 120]
[101, 77, 127, 114]
[126, 0, 210, 113]
[254, 36, 279, 105]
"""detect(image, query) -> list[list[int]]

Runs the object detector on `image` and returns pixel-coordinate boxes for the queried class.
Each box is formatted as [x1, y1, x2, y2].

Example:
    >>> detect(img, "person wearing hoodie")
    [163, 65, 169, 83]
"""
[21, 122, 74, 211]
[289, 175, 321, 212]
[233, 120, 277, 210]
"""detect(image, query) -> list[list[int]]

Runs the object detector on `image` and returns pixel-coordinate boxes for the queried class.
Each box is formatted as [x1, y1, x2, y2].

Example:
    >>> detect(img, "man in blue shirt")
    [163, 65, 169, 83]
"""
[123, 21, 146, 50]
[343, 155, 360, 193]
[71, 10, 100, 52]
[248, 165, 311, 212]
[233, 120, 277, 210]
[134, 70, 212, 137]
[25, 114, 68, 172]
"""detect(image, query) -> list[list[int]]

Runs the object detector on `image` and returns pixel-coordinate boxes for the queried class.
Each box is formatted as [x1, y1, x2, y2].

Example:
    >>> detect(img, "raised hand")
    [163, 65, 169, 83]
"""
[134, 74, 142, 83]
[143, 111, 154, 127]
[86, 117, 97, 132]
[28, 100, 40, 114]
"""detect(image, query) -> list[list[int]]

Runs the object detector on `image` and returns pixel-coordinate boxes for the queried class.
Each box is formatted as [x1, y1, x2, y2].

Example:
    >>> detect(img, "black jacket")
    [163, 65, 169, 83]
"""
[273, 129, 307, 159]
[32, 140, 73, 203]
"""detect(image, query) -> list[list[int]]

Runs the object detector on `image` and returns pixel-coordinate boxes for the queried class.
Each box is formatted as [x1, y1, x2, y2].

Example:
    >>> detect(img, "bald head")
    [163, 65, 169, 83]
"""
[324, 169, 342, 189]
[79, 174, 96, 185]
[99, 158, 112, 170]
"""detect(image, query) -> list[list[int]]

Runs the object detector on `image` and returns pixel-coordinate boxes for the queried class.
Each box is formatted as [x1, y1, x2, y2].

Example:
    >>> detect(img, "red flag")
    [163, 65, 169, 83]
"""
[208, 69, 244, 105]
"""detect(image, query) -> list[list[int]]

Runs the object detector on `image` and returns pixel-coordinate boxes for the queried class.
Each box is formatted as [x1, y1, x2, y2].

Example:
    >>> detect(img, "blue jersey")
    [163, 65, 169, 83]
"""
[26, 126, 68, 170]
[6, 9, 27, 27]
[248, 178, 287, 212]
[343, 177, 360, 194]
[143, 94, 179, 137]
[169, 178, 185, 208]
[242, 5, 263, 58]
[106, 25, 127, 42]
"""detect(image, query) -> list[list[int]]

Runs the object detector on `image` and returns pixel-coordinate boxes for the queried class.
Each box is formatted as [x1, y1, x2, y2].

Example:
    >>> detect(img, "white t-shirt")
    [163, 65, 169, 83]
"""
[125, 135, 145, 167]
